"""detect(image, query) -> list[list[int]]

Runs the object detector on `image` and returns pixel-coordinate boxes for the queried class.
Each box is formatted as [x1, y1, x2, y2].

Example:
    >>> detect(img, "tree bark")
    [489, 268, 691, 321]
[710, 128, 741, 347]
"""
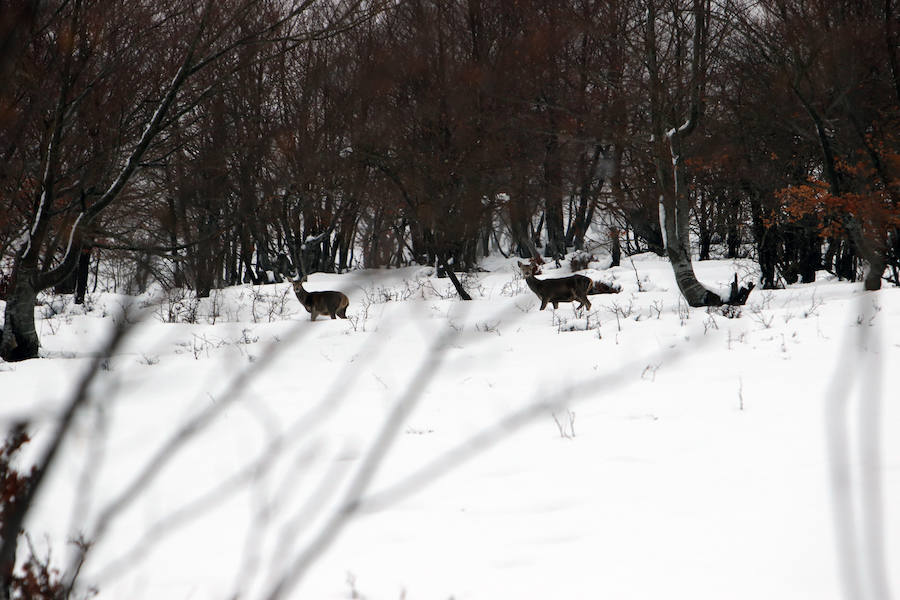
[0, 262, 40, 361]
[542, 132, 566, 260]
[697, 190, 712, 261]
[508, 203, 539, 259]
[610, 227, 621, 267]
[74, 248, 91, 305]
[725, 195, 742, 258]
[750, 196, 778, 289]
[566, 145, 604, 250]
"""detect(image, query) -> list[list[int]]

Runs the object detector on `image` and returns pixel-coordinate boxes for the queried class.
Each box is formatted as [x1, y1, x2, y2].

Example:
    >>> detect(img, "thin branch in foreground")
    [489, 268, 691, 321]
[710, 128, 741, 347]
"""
[66, 318, 314, 587]
[261, 324, 461, 600]
[0, 317, 132, 600]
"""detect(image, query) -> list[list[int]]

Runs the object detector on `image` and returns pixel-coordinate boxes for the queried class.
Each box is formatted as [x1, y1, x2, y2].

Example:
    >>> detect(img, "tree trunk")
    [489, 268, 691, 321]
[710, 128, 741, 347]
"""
[508, 204, 539, 259]
[697, 190, 712, 261]
[725, 197, 741, 258]
[74, 248, 91, 305]
[646, 0, 751, 306]
[726, 229, 740, 258]
[0, 263, 40, 361]
[610, 227, 621, 267]
[662, 197, 725, 306]
[195, 213, 216, 297]
[167, 195, 185, 288]
[542, 132, 566, 260]
[437, 252, 471, 301]
[698, 230, 712, 261]
[2, 242, 86, 361]
[750, 197, 778, 289]
[799, 218, 820, 283]
[835, 239, 856, 281]
[845, 217, 885, 290]
[566, 145, 603, 250]
[657, 130, 729, 306]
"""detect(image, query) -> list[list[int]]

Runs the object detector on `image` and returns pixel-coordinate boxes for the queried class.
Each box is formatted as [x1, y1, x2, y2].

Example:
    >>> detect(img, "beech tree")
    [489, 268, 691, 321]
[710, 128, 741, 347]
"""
[643, 0, 753, 306]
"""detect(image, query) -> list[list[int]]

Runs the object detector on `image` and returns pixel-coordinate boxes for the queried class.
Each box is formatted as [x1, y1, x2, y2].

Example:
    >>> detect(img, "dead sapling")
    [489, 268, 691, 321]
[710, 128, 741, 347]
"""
[630, 259, 645, 292]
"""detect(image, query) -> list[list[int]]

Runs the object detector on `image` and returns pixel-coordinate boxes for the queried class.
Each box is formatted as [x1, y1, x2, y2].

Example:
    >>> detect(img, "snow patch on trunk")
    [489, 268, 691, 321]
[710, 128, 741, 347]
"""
[658, 197, 668, 249]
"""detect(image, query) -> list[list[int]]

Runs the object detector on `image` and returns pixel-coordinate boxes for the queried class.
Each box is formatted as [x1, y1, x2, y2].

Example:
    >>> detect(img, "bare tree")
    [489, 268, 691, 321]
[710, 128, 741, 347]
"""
[644, 0, 753, 306]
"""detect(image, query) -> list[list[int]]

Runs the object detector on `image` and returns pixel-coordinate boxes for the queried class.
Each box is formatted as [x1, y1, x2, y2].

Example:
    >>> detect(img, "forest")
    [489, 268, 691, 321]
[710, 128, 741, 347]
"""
[1, 2, 899, 599]
[1, 0, 898, 358]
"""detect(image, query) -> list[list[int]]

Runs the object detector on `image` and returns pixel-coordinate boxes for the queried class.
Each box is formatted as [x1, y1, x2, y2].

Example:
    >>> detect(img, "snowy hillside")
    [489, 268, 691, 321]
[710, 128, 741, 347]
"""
[1, 255, 897, 600]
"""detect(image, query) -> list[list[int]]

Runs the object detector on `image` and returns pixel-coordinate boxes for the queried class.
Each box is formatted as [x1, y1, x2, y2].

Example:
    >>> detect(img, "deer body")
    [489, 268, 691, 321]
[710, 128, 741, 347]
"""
[292, 277, 349, 321]
[519, 261, 592, 311]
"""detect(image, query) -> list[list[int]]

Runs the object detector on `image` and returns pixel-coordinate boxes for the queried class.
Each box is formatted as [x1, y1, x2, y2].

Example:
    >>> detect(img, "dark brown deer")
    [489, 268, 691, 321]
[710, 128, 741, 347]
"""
[292, 275, 349, 321]
[518, 260, 593, 311]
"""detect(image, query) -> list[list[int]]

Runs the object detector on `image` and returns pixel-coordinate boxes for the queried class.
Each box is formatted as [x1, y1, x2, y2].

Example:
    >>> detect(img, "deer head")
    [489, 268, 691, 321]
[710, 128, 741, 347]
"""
[517, 259, 543, 277]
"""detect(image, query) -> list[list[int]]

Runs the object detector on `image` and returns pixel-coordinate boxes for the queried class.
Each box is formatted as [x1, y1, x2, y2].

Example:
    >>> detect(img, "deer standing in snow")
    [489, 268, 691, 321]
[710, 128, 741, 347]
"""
[292, 275, 349, 321]
[518, 260, 593, 311]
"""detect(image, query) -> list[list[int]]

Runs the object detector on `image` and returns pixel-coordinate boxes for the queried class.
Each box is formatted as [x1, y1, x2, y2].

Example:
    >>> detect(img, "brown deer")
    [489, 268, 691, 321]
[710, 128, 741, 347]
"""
[292, 275, 349, 321]
[518, 260, 593, 311]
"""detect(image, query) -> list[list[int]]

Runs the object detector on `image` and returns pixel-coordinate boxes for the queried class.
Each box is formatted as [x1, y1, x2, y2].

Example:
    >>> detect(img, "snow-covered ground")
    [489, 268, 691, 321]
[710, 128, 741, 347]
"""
[1, 254, 898, 599]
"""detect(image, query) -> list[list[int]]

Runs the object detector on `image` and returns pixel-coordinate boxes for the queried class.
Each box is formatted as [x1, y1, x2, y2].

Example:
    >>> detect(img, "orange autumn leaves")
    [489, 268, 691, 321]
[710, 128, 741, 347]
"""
[774, 146, 899, 242]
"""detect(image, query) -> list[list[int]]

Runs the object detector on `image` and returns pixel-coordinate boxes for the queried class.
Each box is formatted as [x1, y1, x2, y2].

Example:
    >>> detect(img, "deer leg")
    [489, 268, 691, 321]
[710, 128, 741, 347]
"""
[552, 301, 559, 309]
[329, 310, 337, 319]
[337, 306, 348, 318]
[540, 298, 548, 310]
[310, 310, 318, 321]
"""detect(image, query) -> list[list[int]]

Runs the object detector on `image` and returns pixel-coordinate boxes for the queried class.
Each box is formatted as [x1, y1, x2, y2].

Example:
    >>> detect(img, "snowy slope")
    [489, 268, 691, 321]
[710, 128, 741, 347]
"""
[1, 255, 897, 600]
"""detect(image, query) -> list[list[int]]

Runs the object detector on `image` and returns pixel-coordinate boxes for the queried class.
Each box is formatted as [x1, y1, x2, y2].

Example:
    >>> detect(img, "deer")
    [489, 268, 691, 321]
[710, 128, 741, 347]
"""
[518, 260, 593, 311]
[292, 275, 349, 321]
